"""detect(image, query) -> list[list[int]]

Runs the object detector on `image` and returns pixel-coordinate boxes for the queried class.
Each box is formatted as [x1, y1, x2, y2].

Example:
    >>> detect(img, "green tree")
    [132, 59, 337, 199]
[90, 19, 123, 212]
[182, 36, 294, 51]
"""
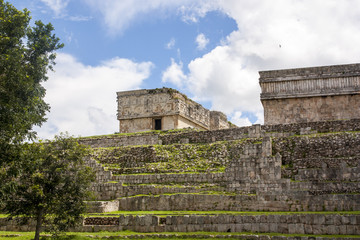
[2, 134, 95, 240]
[0, 3, 95, 239]
[0, 1, 65, 234]
[0, 0, 63, 144]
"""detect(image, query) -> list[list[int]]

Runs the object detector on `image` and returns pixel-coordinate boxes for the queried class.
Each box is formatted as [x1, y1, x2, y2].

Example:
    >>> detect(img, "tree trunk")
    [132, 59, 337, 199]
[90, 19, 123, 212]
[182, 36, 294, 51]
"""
[34, 208, 44, 240]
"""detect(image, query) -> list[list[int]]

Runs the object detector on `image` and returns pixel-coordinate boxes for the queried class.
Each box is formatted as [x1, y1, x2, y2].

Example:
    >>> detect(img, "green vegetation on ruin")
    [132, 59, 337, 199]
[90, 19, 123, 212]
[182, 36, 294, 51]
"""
[81, 126, 360, 142]
[114, 170, 224, 176]
[91, 139, 261, 175]
[80, 127, 203, 140]
[121, 182, 220, 189]
[104, 181, 119, 184]
[118, 191, 250, 199]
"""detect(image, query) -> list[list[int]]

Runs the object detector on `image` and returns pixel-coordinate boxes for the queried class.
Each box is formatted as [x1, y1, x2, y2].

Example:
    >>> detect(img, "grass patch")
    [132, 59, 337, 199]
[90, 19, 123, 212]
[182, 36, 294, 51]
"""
[93, 138, 263, 175]
[0, 231, 359, 239]
[80, 128, 200, 140]
[123, 182, 220, 190]
[114, 171, 222, 176]
[119, 191, 251, 199]
[103, 181, 119, 184]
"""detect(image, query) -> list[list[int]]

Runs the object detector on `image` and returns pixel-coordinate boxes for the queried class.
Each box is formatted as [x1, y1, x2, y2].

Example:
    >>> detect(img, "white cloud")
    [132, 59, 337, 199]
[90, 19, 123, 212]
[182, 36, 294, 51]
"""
[68, 15, 93, 22]
[178, 1, 219, 23]
[166, 38, 176, 49]
[40, 0, 70, 17]
[83, 0, 219, 33]
[195, 33, 209, 50]
[35, 53, 153, 139]
[186, 45, 262, 115]
[162, 58, 187, 88]
[230, 111, 252, 127]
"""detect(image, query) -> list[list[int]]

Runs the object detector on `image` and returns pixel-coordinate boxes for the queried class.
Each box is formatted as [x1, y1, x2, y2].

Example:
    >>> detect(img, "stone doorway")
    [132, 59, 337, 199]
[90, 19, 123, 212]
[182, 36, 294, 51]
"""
[154, 118, 162, 130]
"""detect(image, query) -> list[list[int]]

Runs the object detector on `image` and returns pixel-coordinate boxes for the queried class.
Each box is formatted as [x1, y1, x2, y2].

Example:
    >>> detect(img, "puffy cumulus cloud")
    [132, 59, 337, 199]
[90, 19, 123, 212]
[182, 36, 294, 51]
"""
[195, 33, 209, 50]
[186, 45, 262, 115]
[83, 0, 219, 33]
[40, 0, 70, 17]
[218, 0, 360, 68]
[35, 53, 153, 139]
[162, 58, 187, 88]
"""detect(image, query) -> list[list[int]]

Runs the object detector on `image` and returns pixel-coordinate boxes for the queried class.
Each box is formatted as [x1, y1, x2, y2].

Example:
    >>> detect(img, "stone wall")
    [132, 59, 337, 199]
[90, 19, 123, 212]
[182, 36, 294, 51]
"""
[119, 118, 154, 133]
[81, 214, 360, 235]
[114, 190, 360, 212]
[2, 214, 359, 235]
[210, 111, 230, 130]
[259, 64, 360, 99]
[79, 119, 360, 148]
[259, 63, 360, 124]
[117, 89, 178, 120]
[261, 95, 360, 125]
[86, 201, 119, 213]
[117, 88, 214, 132]
[272, 132, 360, 166]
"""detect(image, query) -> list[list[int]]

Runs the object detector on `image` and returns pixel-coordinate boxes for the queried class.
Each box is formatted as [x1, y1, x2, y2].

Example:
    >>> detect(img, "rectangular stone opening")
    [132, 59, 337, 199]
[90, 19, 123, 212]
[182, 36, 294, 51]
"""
[154, 118, 162, 130]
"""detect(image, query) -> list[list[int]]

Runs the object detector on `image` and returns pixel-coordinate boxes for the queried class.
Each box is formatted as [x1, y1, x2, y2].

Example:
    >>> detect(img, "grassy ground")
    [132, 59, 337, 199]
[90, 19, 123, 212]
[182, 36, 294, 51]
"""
[1, 231, 360, 240]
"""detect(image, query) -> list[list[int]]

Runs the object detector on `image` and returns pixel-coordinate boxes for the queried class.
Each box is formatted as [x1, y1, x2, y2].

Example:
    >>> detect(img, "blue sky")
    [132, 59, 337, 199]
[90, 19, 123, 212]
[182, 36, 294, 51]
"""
[10, 0, 360, 139]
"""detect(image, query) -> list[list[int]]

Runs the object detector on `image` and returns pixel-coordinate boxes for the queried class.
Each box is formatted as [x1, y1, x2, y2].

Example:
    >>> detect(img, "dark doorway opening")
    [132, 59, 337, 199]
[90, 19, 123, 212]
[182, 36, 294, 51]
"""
[154, 119, 162, 130]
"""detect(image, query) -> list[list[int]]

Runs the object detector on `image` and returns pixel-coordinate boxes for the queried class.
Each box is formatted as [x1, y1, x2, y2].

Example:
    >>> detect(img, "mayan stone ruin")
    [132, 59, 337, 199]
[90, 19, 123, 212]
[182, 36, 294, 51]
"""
[117, 88, 231, 133]
[1, 63, 360, 239]
[260, 63, 360, 125]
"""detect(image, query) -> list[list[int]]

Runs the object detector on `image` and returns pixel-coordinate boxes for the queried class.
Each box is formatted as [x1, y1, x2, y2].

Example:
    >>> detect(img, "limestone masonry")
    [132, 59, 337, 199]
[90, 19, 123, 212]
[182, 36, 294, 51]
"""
[260, 63, 360, 125]
[117, 88, 231, 133]
[2, 64, 360, 239]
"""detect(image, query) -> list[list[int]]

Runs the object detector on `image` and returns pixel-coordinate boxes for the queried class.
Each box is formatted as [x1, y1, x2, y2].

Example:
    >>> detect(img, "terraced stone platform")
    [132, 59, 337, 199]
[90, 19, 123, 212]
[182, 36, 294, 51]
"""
[1, 120, 359, 238]
[76, 119, 360, 238]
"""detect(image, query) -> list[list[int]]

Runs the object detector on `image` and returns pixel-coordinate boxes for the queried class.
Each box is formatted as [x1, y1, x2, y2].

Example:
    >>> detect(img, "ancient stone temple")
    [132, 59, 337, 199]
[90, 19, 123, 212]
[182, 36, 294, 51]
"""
[117, 88, 230, 133]
[259, 63, 360, 125]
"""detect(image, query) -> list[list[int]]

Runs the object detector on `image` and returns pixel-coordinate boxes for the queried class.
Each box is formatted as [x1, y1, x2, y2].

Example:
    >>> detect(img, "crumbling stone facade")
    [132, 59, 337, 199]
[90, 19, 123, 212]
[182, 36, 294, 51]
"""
[259, 63, 360, 125]
[117, 88, 231, 133]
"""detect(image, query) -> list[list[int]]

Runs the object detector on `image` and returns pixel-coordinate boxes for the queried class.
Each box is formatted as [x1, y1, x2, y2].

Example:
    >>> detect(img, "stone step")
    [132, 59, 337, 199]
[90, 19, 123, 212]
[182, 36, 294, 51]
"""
[91, 181, 227, 200]
[80, 213, 360, 235]
[117, 193, 360, 212]
[289, 181, 360, 194]
[88, 138, 270, 177]
[113, 172, 226, 184]
[84, 157, 113, 183]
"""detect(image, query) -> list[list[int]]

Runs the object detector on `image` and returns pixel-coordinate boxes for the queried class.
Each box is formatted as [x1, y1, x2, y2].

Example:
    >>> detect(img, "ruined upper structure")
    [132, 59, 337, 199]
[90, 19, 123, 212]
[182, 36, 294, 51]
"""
[117, 88, 230, 133]
[259, 63, 360, 125]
